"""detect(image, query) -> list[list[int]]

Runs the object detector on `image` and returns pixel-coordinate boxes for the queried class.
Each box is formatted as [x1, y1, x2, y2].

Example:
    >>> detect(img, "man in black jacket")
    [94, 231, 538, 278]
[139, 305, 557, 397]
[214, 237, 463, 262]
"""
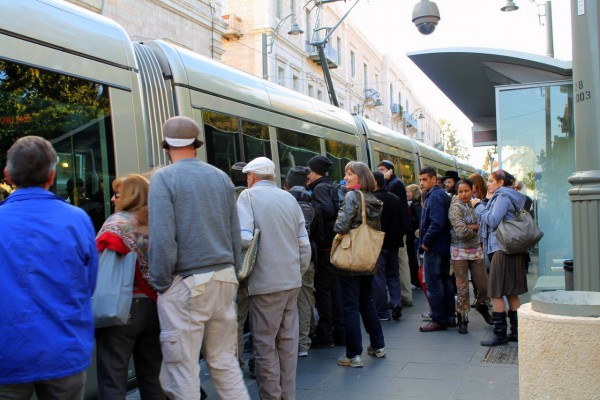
[307, 155, 345, 348]
[377, 160, 413, 307]
[372, 172, 404, 321]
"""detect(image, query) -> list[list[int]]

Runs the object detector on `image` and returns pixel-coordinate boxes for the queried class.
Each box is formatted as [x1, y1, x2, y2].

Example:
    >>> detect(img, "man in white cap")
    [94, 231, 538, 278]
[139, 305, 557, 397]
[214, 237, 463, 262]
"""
[148, 116, 249, 400]
[237, 157, 311, 400]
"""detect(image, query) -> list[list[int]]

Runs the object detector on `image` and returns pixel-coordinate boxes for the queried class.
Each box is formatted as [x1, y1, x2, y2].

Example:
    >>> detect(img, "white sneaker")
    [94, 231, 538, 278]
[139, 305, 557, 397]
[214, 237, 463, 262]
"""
[421, 310, 432, 321]
[337, 355, 363, 368]
[367, 346, 387, 358]
[298, 351, 308, 357]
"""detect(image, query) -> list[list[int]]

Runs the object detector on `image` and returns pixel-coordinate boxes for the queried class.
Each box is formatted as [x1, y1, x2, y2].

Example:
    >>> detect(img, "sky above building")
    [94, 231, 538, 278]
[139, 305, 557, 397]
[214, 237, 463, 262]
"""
[345, 0, 573, 168]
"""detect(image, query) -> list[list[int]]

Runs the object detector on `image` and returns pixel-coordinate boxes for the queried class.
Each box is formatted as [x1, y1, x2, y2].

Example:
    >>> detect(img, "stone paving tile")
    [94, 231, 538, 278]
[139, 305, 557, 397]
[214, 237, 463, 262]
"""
[127, 290, 520, 400]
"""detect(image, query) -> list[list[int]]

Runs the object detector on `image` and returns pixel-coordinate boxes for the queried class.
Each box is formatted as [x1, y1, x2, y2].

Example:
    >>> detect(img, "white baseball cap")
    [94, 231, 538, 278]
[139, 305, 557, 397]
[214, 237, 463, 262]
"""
[242, 157, 275, 175]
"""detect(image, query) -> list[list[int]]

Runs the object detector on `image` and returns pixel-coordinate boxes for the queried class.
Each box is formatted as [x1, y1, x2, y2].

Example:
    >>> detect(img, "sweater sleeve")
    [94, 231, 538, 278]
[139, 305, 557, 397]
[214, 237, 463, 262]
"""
[148, 171, 178, 293]
[237, 189, 255, 249]
[297, 207, 311, 275]
[475, 194, 510, 229]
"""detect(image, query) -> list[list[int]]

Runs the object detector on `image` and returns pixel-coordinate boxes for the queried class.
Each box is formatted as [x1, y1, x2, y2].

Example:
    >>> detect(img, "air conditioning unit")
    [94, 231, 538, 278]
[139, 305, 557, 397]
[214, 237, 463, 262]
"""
[391, 103, 401, 114]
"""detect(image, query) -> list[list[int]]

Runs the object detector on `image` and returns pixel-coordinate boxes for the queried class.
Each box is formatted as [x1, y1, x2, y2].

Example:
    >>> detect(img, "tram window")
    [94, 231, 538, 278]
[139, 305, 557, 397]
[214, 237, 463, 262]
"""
[242, 120, 271, 161]
[376, 151, 416, 185]
[0, 61, 114, 232]
[203, 110, 240, 174]
[276, 128, 320, 183]
[325, 139, 357, 183]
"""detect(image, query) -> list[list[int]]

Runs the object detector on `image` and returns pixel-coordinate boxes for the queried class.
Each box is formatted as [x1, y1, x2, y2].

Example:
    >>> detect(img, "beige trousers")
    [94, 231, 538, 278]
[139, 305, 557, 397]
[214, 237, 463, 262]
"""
[249, 288, 301, 400]
[157, 275, 249, 400]
[398, 235, 413, 303]
[298, 261, 315, 352]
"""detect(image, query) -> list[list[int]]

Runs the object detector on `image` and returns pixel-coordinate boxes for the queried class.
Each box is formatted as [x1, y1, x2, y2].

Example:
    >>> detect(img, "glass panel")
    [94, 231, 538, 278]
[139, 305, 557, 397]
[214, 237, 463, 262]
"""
[375, 151, 417, 185]
[203, 110, 240, 174]
[276, 128, 320, 185]
[242, 120, 271, 161]
[325, 139, 357, 183]
[0, 61, 114, 232]
[498, 83, 574, 281]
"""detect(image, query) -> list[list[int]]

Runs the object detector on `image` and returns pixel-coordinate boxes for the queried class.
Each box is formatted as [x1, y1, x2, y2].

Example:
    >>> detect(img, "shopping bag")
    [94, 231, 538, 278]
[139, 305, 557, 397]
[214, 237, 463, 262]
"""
[92, 250, 136, 328]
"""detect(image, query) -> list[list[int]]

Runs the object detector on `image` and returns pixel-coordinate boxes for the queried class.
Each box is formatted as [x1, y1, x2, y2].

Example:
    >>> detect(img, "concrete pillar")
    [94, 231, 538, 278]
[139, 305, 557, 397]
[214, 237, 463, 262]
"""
[519, 292, 600, 399]
[568, 0, 600, 291]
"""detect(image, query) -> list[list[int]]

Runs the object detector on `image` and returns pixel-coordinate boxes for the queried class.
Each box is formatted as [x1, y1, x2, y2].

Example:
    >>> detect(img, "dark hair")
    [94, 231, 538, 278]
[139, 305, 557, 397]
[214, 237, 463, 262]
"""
[372, 170, 385, 188]
[6, 136, 57, 187]
[456, 179, 473, 190]
[231, 162, 247, 187]
[377, 160, 395, 172]
[490, 169, 515, 187]
[419, 166, 437, 178]
[345, 161, 376, 192]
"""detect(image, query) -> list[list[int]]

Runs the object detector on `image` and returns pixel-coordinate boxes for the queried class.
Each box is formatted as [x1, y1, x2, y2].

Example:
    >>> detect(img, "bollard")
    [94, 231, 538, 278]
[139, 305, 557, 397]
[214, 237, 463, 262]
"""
[563, 259, 574, 291]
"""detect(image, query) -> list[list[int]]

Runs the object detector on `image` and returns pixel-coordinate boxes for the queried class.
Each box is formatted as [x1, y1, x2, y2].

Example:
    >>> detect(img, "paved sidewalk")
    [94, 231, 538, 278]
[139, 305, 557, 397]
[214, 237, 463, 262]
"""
[128, 289, 520, 399]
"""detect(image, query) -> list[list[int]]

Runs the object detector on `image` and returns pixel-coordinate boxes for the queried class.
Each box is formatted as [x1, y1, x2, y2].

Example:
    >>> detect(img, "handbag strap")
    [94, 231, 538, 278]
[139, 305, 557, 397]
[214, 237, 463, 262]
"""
[357, 190, 367, 224]
[246, 189, 256, 229]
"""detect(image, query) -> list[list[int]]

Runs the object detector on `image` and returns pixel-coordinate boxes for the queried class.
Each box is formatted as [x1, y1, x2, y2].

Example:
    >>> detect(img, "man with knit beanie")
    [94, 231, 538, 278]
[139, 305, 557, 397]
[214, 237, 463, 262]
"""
[307, 155, 346, 348]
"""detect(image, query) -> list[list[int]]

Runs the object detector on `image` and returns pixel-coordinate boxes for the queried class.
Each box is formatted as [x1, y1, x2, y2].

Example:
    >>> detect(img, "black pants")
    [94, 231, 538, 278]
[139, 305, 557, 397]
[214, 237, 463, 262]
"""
[313, 252, 345, 344]
[407, 233, 420, 287]
[0, 371, 85, 400]
[95, 297, 165, 400]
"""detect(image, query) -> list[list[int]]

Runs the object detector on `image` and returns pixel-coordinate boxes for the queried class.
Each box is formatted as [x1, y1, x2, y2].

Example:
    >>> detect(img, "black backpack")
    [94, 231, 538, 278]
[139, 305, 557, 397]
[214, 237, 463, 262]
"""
[298, 200, 315, 235]
[330, 182, 348, 215]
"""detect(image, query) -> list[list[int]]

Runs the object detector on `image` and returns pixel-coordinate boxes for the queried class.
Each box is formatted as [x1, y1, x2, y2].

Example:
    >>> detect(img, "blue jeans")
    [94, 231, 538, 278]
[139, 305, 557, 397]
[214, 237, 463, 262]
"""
[424, 252, 455, 324]
[372, 248, 400, 319]
[338, 275, 385, 358]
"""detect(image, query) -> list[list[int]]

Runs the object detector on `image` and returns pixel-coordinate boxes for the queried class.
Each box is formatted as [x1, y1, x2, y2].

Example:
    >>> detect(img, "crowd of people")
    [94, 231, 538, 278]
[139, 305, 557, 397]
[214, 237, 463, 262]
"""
[0, 118, 531, 399]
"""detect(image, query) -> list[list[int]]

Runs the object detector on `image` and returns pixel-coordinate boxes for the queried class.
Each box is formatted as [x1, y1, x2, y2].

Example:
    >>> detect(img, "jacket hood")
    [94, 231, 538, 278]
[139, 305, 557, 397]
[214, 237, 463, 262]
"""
[493, 186, 526, 210]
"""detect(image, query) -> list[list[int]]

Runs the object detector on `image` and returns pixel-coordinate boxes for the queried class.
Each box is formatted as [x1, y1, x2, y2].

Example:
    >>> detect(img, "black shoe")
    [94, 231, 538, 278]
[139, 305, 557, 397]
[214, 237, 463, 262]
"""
[476, 303, 494, 325]
[457, 314, 468, 334]
[481, 312, 508, 347]
[310, 340, 334, 349]
[447, 318, 457, 328]
[392, 304, 403, 320]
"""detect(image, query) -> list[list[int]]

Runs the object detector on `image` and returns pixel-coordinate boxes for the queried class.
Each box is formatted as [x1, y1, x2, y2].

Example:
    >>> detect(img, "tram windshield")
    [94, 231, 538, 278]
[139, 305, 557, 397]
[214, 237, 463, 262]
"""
[0, 61, 114, 232]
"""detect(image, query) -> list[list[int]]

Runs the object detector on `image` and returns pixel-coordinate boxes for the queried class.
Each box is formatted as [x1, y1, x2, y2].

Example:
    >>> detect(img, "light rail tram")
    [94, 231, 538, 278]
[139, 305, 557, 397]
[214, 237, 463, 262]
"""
[0, 1, 477, 397]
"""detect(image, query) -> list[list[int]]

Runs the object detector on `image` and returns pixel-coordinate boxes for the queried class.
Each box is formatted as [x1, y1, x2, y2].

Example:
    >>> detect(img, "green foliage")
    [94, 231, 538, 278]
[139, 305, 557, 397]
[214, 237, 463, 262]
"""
[438, 119, 470, 161]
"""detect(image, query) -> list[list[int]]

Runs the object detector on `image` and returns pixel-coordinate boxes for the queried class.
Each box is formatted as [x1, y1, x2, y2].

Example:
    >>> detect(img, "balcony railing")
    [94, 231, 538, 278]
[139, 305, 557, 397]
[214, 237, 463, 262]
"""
[404, 111, 419, 129]
[305, 42, 338, 69]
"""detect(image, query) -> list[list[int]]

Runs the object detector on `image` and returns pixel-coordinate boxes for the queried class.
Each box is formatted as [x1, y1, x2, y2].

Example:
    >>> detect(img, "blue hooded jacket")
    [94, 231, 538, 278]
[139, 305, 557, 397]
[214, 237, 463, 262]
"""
[475, 186, 527, 255]
[0, 187, 98, 384]
[419, 185, 451, 256]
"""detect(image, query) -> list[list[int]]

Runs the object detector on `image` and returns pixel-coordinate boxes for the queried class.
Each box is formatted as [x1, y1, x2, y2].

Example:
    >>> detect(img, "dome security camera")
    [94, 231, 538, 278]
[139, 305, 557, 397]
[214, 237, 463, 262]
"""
[412, 0, 440, 35]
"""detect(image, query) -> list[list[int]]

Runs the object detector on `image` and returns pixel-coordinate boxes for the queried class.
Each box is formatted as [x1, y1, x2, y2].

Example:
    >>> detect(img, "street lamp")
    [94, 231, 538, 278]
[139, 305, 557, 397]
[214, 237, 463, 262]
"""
[501, 0, 553, 58]
[353, 89, 383, 116]
[403, 108, 425, 139]
[262, 14, 303, 80]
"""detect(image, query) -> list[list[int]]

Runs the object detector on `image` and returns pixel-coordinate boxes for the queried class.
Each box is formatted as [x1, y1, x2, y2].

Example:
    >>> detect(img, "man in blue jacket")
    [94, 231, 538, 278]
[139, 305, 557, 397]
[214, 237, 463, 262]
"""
[0, 136, 98, 398]
[418, 166, 454, 332]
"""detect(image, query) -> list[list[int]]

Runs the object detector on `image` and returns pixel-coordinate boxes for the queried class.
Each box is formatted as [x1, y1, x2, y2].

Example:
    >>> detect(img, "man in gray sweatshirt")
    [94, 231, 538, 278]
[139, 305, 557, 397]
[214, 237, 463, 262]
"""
[149, 116, 248, 400]
[237, 157, 311, 400]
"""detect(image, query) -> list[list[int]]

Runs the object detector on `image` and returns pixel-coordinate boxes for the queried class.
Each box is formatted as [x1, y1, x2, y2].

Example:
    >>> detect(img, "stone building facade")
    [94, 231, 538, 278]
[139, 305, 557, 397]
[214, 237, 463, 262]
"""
[67, 0, 226, 59]
[221, 0, 441, 145]
[66, 0, 440, 145]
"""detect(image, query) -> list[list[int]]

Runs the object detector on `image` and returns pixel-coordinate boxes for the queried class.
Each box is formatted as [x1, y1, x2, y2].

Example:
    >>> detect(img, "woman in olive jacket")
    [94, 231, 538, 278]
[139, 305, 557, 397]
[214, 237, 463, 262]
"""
[333, 161, 385, 368]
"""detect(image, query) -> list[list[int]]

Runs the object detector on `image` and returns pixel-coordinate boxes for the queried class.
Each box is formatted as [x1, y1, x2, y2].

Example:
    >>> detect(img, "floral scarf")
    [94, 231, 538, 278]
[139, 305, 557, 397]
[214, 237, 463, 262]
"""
[96, 211, 157, 301]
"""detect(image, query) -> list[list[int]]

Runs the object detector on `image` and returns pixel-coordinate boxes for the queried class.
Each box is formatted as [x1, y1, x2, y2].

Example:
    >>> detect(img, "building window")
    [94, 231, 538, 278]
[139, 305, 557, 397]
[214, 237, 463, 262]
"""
[305, 8, 312, 43]
[390, 84, 394, 105]
[276, 0, 282, 19]
[278, 66, 285, 87]
[336, 37, 342, 66]
[308, 84, 314, 98]
[350, 50, 355, 77]
[317, 89, 323, 101]
[363, 63, 368, 90]
[293, 75, 300, 92]
[290, 0, 295, 13]
[374, 73, 379, 93]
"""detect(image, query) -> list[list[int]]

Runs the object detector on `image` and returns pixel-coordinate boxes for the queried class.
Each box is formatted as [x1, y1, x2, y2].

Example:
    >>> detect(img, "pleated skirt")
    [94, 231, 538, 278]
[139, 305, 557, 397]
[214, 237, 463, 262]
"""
[488, 251, 528, 298]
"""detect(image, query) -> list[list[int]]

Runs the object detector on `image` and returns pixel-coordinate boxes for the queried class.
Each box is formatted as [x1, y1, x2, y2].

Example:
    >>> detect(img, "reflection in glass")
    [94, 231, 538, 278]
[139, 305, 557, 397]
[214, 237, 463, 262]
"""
[0, 61, 114, 232]
[326, 139, 357, 183]
[498, 83, 574, 279]
[242, 120, 271, 161]
[203, 110, 240, 174]
[277, 129, 320, 185]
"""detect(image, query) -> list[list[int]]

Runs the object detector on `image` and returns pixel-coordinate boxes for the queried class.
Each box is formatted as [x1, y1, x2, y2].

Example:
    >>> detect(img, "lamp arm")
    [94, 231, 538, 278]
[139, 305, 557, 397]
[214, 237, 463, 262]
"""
[267, 13, 298, 53]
